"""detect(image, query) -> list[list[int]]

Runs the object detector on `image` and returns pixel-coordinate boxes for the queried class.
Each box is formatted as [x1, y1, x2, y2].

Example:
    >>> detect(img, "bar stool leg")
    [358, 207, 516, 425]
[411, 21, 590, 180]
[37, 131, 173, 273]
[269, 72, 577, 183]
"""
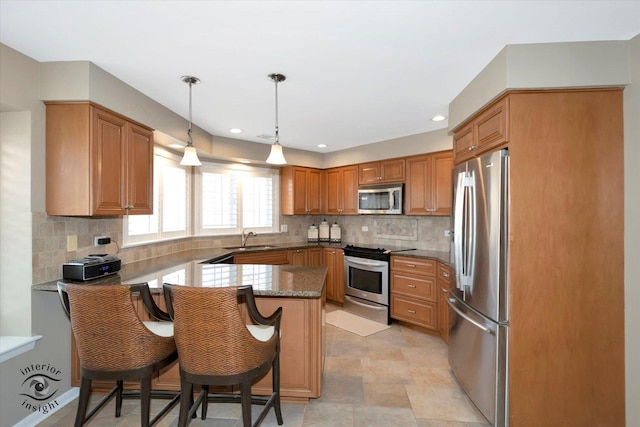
[115, 380, 123, 417]
[75, 377, 92, 427]
[140, 375, 152, 427]
[240, 381, 252, 427]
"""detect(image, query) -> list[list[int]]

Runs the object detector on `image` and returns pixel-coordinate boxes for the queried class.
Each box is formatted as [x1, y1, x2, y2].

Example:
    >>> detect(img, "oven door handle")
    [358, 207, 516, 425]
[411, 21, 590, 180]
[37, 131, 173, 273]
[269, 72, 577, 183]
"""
[346, 258, 388, 268]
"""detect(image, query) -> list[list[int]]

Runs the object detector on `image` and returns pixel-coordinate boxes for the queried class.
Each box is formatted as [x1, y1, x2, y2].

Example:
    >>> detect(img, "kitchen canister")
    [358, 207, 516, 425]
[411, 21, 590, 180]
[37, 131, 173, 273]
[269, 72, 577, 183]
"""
[330, 222, 342, 243]
[307, 224, 319, 243]
[319, 219, 330, 242]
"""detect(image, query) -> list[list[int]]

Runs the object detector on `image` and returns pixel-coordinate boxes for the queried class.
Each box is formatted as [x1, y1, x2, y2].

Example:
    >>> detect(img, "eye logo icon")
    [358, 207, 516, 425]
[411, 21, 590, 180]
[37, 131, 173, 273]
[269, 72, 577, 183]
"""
[21, 374, 59, 401]
[19, 363, 62, 415]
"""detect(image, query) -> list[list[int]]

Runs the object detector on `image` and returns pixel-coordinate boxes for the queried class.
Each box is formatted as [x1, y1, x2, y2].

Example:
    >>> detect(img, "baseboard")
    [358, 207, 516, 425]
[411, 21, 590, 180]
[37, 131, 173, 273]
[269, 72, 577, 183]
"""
[13, 387, 79, 427]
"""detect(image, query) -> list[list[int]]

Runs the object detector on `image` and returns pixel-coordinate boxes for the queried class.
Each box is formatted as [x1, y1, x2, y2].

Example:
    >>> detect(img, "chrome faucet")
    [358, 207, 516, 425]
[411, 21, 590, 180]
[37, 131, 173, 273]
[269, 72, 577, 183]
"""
[241, 229, 257, 247]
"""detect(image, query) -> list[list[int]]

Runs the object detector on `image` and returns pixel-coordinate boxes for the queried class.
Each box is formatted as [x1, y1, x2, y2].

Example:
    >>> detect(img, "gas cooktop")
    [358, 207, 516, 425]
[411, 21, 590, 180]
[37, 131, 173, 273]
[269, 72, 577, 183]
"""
[343, 244, 416, 261]
[343, 244, 416, 254]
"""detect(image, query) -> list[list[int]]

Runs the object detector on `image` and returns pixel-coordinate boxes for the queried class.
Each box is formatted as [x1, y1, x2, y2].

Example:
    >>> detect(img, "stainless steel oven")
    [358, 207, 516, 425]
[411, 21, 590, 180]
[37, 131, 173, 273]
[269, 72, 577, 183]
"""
[343, 245, 391, 325]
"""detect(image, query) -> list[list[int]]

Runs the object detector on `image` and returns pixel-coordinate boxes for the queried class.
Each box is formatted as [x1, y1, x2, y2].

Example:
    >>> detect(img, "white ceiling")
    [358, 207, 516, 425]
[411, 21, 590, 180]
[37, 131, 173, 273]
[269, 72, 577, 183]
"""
[1, 1, 639, 153]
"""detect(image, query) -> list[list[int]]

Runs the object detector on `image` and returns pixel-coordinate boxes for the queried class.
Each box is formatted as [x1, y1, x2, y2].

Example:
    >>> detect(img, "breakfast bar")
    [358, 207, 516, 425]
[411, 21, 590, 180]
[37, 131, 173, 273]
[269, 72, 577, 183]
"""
[35, 252, 328, 402]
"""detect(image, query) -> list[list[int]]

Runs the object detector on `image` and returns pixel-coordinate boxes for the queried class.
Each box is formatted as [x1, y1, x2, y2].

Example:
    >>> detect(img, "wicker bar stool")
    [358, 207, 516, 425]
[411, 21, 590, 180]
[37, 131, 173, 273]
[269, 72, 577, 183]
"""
[163, 284, 283, 427]
[57, 283, 180, 427]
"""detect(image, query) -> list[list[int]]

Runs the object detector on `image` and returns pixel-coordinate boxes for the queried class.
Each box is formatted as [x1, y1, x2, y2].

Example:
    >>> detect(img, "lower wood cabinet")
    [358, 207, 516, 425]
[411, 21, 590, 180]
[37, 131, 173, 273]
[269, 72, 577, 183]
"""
[233, 249, 291, 265]
[390, 256, 438, 331]
[307, 247, 324, 266]
[289, 248, 308, 265]
[323, 248, 344, 303]
[437, 263, 452, 342]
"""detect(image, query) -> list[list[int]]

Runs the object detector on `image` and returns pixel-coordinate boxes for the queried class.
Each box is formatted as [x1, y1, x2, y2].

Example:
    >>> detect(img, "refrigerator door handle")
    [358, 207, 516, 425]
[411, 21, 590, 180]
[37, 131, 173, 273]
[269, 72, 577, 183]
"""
[453, 171, 466, 290]
[447, 297, 493, 334]
[467, 171, 477, 288]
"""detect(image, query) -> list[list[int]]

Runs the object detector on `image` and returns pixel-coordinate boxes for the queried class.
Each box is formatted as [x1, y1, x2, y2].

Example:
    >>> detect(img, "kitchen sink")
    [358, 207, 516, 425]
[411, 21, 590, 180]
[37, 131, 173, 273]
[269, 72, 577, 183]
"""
[223, 245, 278, 251]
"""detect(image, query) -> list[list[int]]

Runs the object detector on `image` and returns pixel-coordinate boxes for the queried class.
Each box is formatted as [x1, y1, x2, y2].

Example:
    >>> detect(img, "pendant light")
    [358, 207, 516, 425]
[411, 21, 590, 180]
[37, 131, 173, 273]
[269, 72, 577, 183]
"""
[179, 75, 202, 166]
[266, 73, 287, 165]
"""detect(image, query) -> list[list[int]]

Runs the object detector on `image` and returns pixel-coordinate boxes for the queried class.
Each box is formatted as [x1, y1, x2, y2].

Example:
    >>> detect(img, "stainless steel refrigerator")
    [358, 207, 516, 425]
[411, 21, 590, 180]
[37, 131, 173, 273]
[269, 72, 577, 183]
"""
[448, 148, 509, 427]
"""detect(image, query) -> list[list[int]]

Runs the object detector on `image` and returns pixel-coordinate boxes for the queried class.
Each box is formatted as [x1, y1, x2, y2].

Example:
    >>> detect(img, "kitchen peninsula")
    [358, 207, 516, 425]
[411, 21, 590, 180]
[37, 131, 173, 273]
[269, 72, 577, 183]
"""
[34, 248, 328, 402]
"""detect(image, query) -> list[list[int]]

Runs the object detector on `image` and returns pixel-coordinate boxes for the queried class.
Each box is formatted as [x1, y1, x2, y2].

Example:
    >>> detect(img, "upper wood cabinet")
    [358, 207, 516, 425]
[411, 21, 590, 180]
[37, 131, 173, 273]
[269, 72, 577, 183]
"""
[405, 150, 453, 216]
[453, 96, 509, 164]
[280, 166, 323, 215]
[358, 158, 405, 184]
[325, 165, 358, 215]
[45, 102, 154, 216]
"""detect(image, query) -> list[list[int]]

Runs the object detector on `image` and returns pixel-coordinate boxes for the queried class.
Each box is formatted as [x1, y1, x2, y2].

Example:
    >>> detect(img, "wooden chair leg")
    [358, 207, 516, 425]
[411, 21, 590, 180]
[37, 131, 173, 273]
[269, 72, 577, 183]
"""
[201, 384, 209, 420]
[178, 377, 193, 427]
[75, 377, 92, 427]
[115, 380, 123, 417]
[240, 381, 252, 427]
[273, 354, 283, 425]
[140, 375, 152, 427]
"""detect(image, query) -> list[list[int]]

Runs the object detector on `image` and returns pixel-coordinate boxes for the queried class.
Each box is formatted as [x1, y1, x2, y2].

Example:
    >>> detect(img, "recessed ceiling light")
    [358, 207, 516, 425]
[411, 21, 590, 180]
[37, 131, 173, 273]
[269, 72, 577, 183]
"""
[317, 144, 327, 148]
[229, 128, 243, 134]
[431, 114, 446, 122]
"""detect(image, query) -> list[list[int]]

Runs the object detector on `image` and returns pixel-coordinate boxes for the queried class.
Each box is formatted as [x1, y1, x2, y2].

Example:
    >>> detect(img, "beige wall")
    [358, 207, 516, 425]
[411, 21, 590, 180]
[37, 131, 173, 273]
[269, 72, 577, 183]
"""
[0, 112, 32, 335]
[448, 40, 632, 131]
[624, 33, 640, 426]
[323, 128, 452, 169]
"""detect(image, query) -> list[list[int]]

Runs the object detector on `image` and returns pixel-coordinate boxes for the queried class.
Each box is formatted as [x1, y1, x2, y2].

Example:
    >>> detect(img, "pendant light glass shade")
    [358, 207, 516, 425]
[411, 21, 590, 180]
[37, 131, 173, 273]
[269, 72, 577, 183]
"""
[266, 142, 286, 165]
[266, 73, 287, 165]
[179, 75, 201, 166]
[180, 146, 201, 166]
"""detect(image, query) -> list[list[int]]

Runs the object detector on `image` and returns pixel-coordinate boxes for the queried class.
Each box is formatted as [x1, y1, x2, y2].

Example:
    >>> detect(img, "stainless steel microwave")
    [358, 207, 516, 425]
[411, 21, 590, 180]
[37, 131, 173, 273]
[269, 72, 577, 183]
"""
[357, 184, 403, 214]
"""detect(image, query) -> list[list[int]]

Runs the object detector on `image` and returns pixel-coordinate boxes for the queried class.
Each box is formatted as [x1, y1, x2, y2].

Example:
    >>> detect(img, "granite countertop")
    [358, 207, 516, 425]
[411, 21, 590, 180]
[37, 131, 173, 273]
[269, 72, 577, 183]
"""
[390, 249, 449, 264]
[32, 242, 448, 295]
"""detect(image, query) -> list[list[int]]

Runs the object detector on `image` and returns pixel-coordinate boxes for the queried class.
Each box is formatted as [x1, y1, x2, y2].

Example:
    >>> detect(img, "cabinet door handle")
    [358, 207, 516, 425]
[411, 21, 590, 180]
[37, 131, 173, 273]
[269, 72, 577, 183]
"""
[442, 272, 449, 277]
[407, 309, 416, 314]
[124, 205, 133, 209]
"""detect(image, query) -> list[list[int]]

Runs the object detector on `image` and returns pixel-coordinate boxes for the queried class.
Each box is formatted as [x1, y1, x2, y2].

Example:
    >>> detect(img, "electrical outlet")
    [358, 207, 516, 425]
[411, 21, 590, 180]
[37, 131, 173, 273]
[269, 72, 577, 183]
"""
[444, 230, 451, 237]
[280, 224, 288, 232]
[67, 235, 78, 252]
[362, 226, 369, 232]
[94, 236, 111, 245]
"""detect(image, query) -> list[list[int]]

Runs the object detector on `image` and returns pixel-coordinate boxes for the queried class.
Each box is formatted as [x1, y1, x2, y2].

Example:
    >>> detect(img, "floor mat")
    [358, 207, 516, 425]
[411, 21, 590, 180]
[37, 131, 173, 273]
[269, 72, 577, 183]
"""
[325, 310, 391, 337]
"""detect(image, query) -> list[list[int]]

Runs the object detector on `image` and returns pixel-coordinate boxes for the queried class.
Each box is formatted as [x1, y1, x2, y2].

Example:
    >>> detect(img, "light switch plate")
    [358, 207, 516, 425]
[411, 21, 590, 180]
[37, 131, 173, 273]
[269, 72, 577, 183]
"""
[67, 235, 78, 252]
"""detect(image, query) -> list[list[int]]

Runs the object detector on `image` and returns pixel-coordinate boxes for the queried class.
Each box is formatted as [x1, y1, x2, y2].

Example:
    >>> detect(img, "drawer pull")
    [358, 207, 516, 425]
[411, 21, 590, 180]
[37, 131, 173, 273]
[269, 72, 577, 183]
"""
[407, 284, 417, 288]
[406, 264, 416, 268]
[407, 309, 416, 314]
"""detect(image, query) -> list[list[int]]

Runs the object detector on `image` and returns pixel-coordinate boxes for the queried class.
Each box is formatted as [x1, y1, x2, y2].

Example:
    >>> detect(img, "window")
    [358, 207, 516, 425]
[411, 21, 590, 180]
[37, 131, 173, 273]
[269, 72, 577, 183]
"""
[195, 162, 279, 236]
[123, 150, 279, 246]
[123, 150, 189, 245]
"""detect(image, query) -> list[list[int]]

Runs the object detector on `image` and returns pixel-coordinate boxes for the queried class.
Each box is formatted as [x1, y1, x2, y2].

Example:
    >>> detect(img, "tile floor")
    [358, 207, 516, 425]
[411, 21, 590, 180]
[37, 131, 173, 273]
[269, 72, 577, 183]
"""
[37, 305, 489, 426]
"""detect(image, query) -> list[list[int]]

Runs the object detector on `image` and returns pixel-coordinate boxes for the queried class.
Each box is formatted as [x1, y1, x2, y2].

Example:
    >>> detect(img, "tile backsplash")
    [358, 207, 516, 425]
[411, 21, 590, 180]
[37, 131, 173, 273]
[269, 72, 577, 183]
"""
[32, 212, 450, 284]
